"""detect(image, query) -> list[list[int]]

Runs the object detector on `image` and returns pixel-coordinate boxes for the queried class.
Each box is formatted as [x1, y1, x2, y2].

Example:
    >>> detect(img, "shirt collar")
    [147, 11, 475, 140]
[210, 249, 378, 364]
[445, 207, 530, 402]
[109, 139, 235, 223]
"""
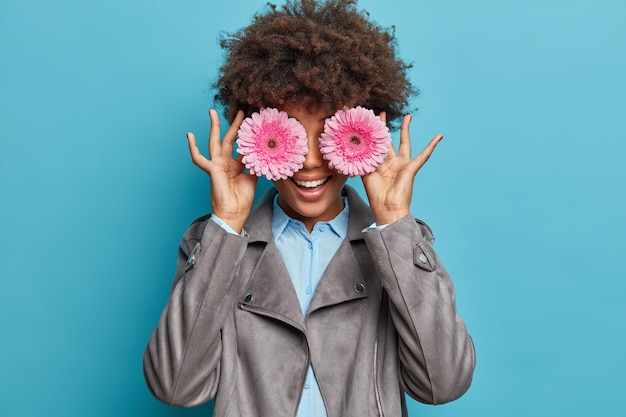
[272, 195, 349, 240]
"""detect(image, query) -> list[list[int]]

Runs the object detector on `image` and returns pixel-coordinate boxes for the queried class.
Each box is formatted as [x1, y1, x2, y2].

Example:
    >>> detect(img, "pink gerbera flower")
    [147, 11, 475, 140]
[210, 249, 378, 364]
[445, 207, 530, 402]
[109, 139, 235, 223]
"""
[236, 108, 308, 181]
[319, 106, 391, 177]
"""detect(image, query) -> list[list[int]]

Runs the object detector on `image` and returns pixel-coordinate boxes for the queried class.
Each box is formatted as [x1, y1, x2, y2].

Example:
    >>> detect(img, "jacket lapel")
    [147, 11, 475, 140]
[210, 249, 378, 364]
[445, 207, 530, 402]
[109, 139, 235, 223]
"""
[241, 240, 307, 330]
[307, 186, 377, 316]
[306, 240, 369, 315]
[240, 188, 306, 330]
[240, 185, 377, 329]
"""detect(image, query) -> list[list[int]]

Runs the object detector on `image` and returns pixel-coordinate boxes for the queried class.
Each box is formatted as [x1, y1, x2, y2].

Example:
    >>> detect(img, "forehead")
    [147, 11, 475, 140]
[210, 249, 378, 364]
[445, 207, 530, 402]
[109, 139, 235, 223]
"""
[276, 106, 336, 126]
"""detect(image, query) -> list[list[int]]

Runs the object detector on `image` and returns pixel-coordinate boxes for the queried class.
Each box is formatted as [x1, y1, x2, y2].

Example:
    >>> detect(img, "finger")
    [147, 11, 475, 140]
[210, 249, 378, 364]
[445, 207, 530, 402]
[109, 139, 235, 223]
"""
[187, 131, 213, 174]
[221, 109, 245, 155]
[208, 109, 222, 159]
[233, 153, 256, 178]
[386, 140, 397, 159]
[397, 114, 413, 159]
[407, 134, 443, 173]
[376, 111, 396, 159]
[235, 153, 248, 173]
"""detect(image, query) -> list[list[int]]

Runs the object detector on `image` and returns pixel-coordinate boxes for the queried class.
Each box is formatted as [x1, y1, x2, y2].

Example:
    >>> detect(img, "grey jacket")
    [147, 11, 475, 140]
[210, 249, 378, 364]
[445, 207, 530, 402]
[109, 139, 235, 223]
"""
[144, 186, 475, 416]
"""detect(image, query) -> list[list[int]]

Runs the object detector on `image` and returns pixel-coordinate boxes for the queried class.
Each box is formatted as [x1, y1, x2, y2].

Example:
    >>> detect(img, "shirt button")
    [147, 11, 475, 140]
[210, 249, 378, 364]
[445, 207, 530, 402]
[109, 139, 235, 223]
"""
[355, 283, 365, 293]
[305, 286, 312, 294]
[319, 225, 327, 232]
[304, 383, 310, 389]
[418, 253, 428, 264]
[307, 242, 313, 250]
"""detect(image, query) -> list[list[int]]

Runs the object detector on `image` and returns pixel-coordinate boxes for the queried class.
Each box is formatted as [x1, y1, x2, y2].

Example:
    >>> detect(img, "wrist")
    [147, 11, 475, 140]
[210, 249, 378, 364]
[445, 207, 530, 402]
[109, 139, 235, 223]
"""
[211, 211, 248, 234]
[372, 209, 410, 226]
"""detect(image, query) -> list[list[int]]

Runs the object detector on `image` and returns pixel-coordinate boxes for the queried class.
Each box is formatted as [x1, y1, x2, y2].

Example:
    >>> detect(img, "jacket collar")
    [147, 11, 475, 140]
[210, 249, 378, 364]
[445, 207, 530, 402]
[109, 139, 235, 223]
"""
[240, 185, 376, 328]
[244, 184, 375, 244]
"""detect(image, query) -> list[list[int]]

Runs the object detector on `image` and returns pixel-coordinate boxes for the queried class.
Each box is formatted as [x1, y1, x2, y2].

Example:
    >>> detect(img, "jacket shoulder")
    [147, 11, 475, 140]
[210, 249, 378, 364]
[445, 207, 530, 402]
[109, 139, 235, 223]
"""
[181, 213, 212, 243]
[414, 218, 435, 244]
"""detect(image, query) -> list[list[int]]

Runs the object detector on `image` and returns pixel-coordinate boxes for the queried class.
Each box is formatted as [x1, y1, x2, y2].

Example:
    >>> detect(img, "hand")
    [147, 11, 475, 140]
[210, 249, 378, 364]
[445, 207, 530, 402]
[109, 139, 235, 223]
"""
[362, 113, 443, 225]
[186, 109, 258, 233]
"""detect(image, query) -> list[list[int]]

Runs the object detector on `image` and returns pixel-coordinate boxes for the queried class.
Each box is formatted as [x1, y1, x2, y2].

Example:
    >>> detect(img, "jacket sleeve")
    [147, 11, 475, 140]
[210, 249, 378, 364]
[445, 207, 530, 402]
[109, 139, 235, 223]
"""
[363, 214, 476, 404]
[143, 218, 249, 406]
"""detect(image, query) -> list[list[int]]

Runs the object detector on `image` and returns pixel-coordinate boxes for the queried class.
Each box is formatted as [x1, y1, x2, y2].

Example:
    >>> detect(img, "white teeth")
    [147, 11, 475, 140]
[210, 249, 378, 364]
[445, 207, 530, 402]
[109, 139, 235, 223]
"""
[294, 178, 327, 188]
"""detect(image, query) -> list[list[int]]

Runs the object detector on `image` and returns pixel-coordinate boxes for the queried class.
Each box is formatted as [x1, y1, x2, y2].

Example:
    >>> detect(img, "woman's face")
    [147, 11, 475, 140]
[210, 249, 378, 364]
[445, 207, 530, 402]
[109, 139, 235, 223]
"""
[272, 105, 348, 232]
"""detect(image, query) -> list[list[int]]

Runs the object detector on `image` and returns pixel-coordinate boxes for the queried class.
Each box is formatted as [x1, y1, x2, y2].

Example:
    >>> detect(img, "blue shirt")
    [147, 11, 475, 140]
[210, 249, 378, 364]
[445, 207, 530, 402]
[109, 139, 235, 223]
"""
[212, 196, 350, 417]
[272, 196, 349, 417]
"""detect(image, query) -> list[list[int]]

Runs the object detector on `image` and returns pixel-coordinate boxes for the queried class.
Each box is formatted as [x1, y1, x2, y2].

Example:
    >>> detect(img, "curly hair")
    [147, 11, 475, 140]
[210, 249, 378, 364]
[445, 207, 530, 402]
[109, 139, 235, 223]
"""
[214, 0, 416, 129]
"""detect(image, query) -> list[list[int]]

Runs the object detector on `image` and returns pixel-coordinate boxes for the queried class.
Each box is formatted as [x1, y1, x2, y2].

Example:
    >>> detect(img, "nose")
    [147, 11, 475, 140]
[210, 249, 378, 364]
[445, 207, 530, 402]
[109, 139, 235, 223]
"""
[302, 134, 324, 170]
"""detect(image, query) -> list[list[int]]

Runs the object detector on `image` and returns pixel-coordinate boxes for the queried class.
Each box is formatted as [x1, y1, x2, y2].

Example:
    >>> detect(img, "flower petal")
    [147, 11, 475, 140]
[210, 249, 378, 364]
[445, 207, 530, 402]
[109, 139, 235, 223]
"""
[236, 108, 308, 181]
[319, 106, 391, 177]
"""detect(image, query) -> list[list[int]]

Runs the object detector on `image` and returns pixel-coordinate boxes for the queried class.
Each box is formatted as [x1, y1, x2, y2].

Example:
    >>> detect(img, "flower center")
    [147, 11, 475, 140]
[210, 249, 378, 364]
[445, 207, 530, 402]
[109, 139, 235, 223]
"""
[350, 135, 361, 146]
[267, 138, 277, 149]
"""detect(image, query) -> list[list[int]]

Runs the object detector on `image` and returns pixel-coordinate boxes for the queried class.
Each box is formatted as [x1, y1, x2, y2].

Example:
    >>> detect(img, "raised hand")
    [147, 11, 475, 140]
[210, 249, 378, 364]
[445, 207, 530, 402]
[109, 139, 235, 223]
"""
[362, 113, 443, 226]
[186, 109, 258, 233]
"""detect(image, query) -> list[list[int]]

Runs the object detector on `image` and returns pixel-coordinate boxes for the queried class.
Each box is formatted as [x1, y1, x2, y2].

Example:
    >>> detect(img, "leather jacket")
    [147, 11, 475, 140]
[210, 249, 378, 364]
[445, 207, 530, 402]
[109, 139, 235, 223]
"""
[144, 186, 475, 416]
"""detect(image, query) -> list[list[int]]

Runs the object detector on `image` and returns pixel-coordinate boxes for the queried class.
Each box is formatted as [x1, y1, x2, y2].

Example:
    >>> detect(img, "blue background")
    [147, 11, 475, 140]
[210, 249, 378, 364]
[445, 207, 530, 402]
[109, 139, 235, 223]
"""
[1, 0, 625, 416]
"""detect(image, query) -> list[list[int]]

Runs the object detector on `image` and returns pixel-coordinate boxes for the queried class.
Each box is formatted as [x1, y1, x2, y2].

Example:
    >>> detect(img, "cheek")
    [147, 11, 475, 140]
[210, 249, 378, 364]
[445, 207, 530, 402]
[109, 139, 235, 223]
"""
[272, 179, 290, 195]
[334, 175, 349, 190]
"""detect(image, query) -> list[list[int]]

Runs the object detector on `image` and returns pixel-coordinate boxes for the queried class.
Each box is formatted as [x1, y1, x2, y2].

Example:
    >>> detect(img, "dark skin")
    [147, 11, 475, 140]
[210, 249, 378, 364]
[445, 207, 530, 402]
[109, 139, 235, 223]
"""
[186, 107, 442, 233]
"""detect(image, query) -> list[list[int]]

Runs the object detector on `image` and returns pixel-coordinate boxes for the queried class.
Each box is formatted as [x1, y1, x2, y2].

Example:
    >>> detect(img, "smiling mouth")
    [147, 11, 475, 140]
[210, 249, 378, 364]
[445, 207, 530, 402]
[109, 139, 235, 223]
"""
[292, 177, 330, 188]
